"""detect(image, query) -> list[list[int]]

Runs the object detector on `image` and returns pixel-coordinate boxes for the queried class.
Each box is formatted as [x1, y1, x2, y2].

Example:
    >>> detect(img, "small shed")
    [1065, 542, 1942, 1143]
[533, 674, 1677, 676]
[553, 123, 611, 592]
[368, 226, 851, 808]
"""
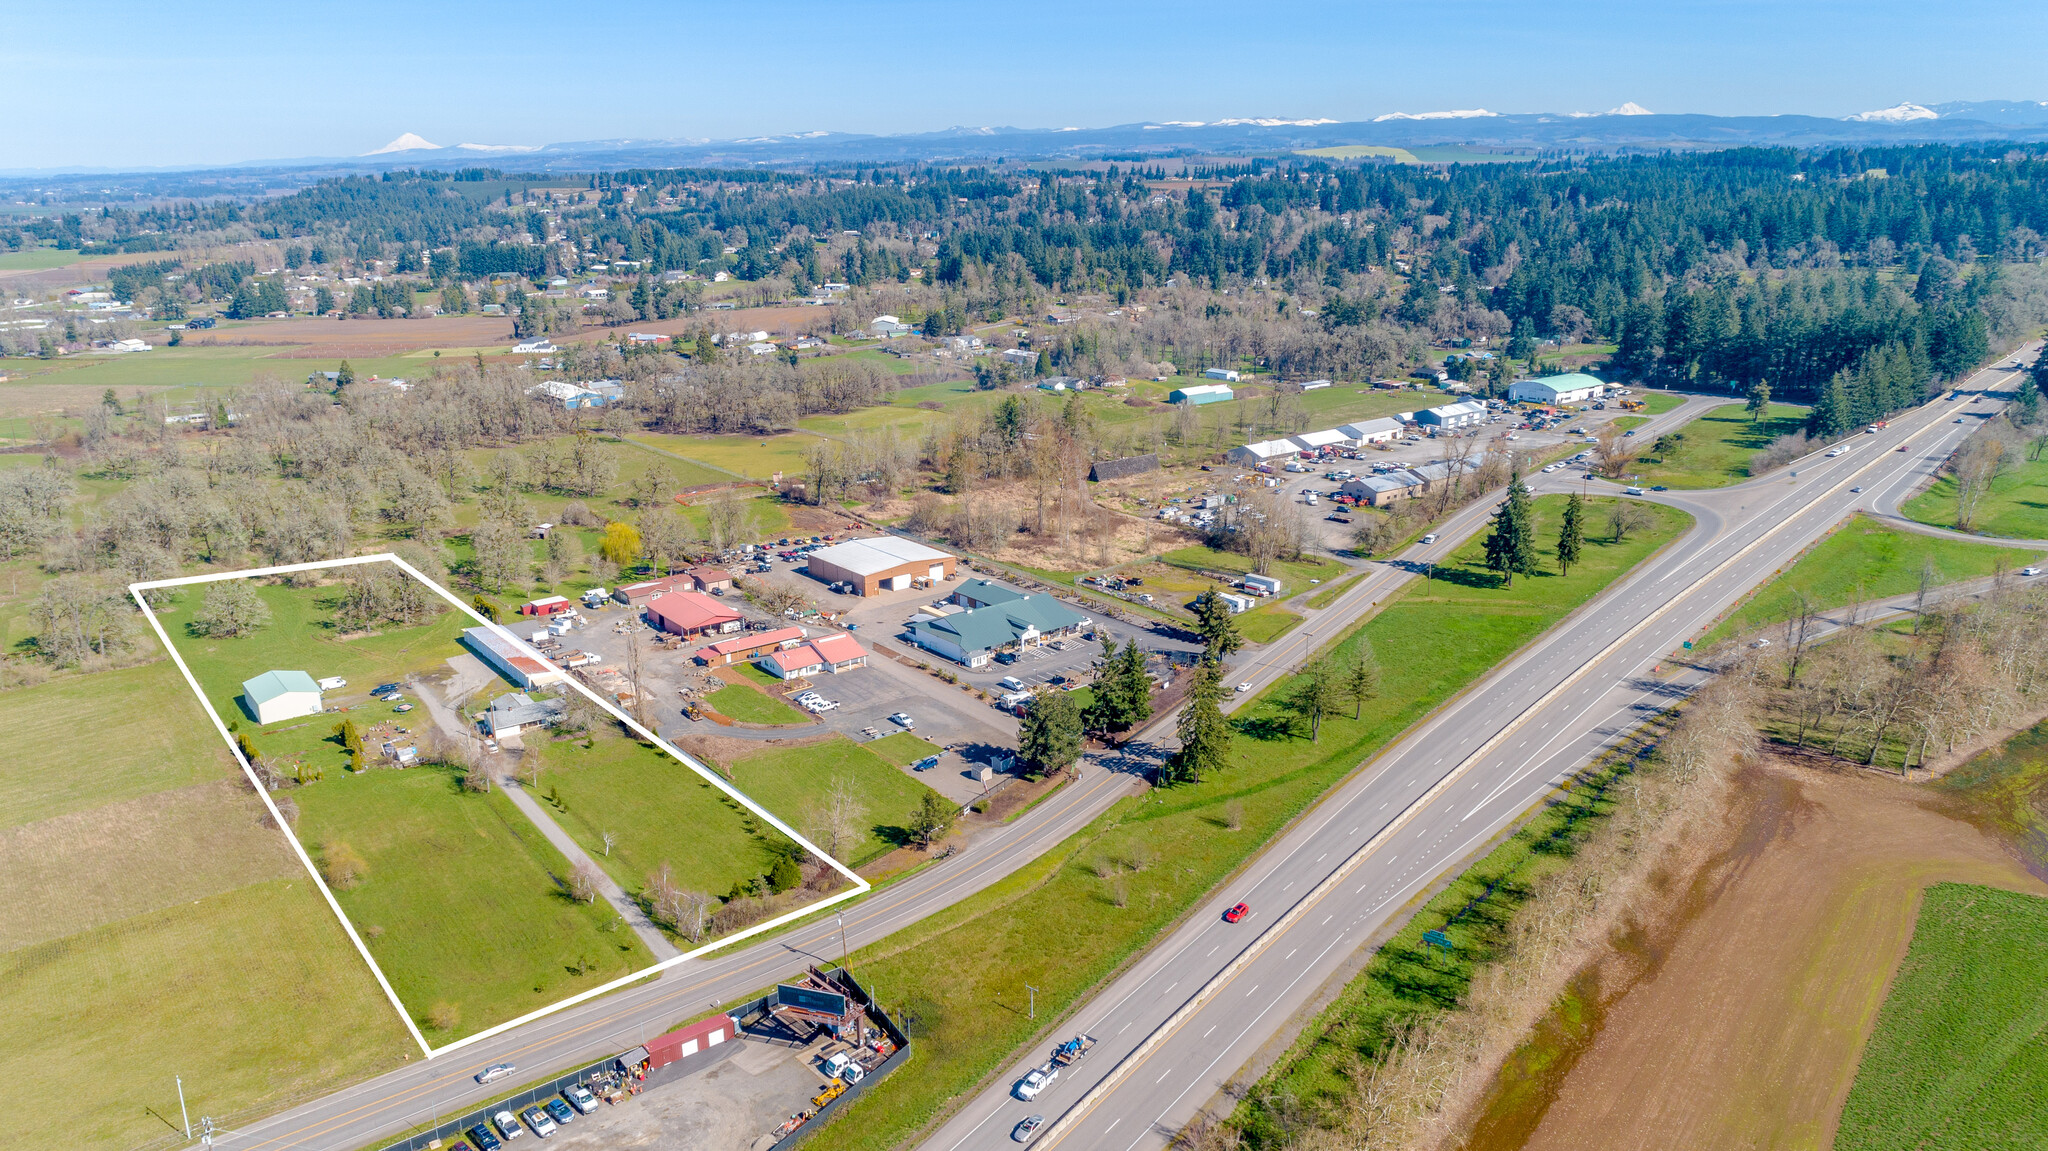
[686, 566, 735, 594]
[520, 595, 572, 617]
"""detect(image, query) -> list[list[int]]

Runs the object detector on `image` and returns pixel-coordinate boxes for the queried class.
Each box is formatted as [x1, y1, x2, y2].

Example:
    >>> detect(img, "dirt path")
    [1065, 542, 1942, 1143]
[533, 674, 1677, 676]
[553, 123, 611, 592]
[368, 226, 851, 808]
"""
[1483, 760, 2048, 1151]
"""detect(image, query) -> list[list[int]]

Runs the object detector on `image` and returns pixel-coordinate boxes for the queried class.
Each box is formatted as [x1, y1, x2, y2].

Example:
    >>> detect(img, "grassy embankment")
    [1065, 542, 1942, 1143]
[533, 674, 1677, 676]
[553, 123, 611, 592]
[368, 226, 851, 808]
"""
[808, 496, 1692, 1151]
[1834, 883, 2048, 1150]
[1306, 573, 1368, 610]
[728, 738, 950, 867]
[706, 682, 812, 725]
[0, 662, 409, 1151]
[1701, 515, 2042, 645]
[1625, 401, 1810, 489]
[1904, 449, 2048, 540]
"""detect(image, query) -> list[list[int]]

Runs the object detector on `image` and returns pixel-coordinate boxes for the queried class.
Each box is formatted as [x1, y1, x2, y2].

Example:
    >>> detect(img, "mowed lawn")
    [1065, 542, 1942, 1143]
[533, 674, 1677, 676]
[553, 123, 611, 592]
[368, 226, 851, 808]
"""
[864, 731, 943, 767]
[0, 878, 411, 1151]
[291, 765, 653, 1039]
[538, 730, 801, 908]
[727, 737, 949, 867]
[1835, 883, 2048, 1150]
[706, 682, 812, 725]
[1704, 515, 2042, 643]
[1238, 605, 1304, 643]
[1626, 401, 1810, 488]
[814, 496, 1694, 1151]
[1904, 449, 2048, 539]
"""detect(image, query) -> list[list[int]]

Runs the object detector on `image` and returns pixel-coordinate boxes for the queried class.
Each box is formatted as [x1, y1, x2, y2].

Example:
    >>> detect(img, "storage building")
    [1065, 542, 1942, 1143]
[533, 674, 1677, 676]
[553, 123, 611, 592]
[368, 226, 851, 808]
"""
[1508, 373, 1606, 406]
[645, 1014, 738, 1071]
[1288, 429, 1350, 454]
[645, 591, 744, 637]
[520, 595, 572, 617]
[759, 633, 869, 679]
[1415, 400, 1489, 429]
[1088, 454, 1159, 482]
[1225, 439, 1298, 466]
[1203, 367, 1242, 382]
[804, 536, 956, 596]
[462, 626, 569, 691]
[614, 576, 691, 606]
[240, 669, 323, 726]
[1169, 384, 1234, 405]
[1337, 417, 1403, 445]
[685, 566, 735, 593]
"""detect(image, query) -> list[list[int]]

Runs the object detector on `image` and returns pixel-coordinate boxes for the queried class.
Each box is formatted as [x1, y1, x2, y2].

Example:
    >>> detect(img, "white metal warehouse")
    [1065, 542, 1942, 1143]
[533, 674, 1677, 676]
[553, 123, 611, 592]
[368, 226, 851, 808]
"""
[803, 536, 957, 596]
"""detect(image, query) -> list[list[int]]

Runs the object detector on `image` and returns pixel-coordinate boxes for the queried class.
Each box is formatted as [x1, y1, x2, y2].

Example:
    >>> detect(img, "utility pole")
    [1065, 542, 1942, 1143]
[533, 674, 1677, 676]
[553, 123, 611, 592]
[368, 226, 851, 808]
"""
[837, 913, 849, 969]
[200, 1117, 215, 1148]
[1027, 984, 1038, 1021]
[177, 1076, 191, 1139]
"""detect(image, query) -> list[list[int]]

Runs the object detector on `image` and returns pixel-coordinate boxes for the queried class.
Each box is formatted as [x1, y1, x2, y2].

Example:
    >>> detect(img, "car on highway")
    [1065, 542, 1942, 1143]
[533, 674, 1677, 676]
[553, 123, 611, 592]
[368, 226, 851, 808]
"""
[544, 1097, 574, 1126]
[467, 1124, 503, 1151]
[564, 1085, 599, 1114]
[1625, 486, 1645, 495]
[475, 1063, 516, 1085]
[1013, 1114, 1045, 1142]
[493, 1110, 523, 1139]
[1236, 681, 1252, 693]
[1015, 1065, 1058, 1100]
[522, 1106, 556, 1137]
[1955, 417, 1966, 423]
[1850, 486, 1864, 493]
[1420, 533, 1439, 544]
[1650, 484, 1668, 491]
[1897, 444, 1909, 451]
[1825, 447, 1846, 457]
[889, 712, 916, 729]
[2023, 567, 2043, 577]
[1224, 901, 1250, 923]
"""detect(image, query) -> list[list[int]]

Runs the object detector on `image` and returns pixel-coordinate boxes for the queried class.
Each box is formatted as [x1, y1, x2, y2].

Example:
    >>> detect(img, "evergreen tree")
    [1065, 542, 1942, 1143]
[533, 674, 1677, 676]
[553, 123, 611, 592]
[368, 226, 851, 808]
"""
[1191, 590, 1244, 659]
[333, 718, 366, 770]
[1164, 661, 1231, 786]
[335, 359, 355, 388]
[1810, 372, 1851, 439]
[313, 286, 335, 315]
[1483, 472, 1540, 587]
[1557, 491, 1586, 577]
[1082, 640, 1153, 746]
[1018, 688, 1083, 777]
[693, 329, 719, 364]
[1284, 656, 1346, 742]
[1342, 639, 1381, 719]
[1745, 379, 1772, 423]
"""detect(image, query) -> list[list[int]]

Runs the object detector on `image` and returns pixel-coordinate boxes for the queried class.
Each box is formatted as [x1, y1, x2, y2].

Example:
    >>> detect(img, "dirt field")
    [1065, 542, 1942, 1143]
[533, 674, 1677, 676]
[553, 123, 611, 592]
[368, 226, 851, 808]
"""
[1464, 759, 2048, 1151]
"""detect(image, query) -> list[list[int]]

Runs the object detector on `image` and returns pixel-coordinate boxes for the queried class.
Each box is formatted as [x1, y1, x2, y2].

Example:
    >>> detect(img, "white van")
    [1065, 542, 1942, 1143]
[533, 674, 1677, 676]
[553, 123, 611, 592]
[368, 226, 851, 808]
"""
[998, 676, 1028, 693]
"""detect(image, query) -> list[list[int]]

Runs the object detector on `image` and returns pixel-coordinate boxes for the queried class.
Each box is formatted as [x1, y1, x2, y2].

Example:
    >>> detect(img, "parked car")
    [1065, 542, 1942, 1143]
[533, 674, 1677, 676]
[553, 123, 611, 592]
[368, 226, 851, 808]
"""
[998, 676, 1028, 693]
[994, 651, 1018, 665]
[493, 1110, 523, 1139]
[467, 1125, 502, 1151]
[544, 1097, 575, 1125]
[1224, 902, 1250, 923]
[564, 1085, 599, 1114]
[522, 1106, 556, 1137]
[1013, 1114, 1045, 1142]
[889, 712, 915, 728]
[371, 682, 401, 695]
[475, 1063, 516, 1085]
[377, 691, 405, 702]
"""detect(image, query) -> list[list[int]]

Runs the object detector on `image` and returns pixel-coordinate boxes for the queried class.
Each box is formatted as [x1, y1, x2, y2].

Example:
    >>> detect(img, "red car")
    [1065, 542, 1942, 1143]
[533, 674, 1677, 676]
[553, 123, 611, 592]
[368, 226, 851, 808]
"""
[1223, 902, 1249, 924]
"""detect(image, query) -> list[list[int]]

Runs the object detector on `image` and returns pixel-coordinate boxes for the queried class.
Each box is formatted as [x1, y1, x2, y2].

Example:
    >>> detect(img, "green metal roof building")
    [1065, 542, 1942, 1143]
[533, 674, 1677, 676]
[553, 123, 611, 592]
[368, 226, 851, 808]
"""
[906, 592, 1092, 668]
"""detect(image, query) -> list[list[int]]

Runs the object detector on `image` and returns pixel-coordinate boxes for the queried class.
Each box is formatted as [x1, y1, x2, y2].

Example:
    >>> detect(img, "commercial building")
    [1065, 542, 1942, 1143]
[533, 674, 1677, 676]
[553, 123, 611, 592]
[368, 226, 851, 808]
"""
[697, 626, 808, 666]
[613, 575, 691, 606]
[1169, 383, 1235, 405]
[644, 591, 744, 637]
[758, 633, 869, 679]
[461, 626, 569, 691]
[1414, 400, 1489, 429]
[1226, 439, 1300, 466]
[905, 590, 1091, 668]
[1337, 417, 1404, 445]
[1508, 372, 1606, 405]
[685, 566, 735, 593]
[804, 536, 956, 596]
[240, 669, 323, 725]
[1288, 428, 1350, 454]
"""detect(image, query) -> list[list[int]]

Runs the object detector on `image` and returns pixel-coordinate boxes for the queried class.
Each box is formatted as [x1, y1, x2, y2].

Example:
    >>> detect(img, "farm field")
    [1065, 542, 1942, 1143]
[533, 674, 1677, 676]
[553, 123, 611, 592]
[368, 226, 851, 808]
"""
[1835, 883, 2048, 1151]
[0, 247, 85, 271]
[1703, 515, 2041, 643]
[0, 660, 406, 1151]
[627, 430, 824, 479]
[2, 343, 429, 392]
[812, 495, 1692, 1151]
[1456, 761, 2047, 1151]
[1625, 401, 1810, 488]
[1904, 449, 2048, 540]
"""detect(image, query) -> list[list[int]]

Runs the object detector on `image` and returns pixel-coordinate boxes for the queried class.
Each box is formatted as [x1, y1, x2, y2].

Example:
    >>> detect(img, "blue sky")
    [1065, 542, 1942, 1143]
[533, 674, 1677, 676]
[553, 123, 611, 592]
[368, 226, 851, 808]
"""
[6, 0, 2045, 170]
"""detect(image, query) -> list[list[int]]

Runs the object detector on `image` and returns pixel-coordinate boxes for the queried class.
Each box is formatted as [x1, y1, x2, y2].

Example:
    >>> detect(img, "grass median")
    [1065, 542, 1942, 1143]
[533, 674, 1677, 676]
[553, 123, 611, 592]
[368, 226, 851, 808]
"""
[1626, 401, 1809, 489]
[1700, 514, 2042, 645]
[806, 496, 1692, 1151]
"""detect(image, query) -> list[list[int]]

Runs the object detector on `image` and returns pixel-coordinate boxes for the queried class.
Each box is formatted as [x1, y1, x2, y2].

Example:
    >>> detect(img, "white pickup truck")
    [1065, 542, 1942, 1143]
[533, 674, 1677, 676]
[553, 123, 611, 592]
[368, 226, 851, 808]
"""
[1014, 1063, 1058, 1101]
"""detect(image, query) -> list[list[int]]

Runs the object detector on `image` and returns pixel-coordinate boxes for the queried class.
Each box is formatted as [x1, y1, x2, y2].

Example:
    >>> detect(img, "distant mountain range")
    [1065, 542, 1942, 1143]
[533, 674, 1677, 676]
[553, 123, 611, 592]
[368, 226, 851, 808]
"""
[10, 101, 2048, 186]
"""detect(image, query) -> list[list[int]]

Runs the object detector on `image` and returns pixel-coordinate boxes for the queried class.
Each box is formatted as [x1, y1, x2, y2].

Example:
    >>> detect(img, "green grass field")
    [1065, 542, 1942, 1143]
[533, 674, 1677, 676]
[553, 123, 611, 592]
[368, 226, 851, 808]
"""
[0, 877, 412, 1151]
[864, 731, 944, 767]
[291, 766, 653, 1040]
[1834, 883, 2048, 1150]
[1703, 515, 2042, 644]
[627, 431, 826, 479]
[1626, 402, 1810, 488]
[1159, 544, 1346, 594]
[0, 248, 85, 270]
[1637, 393, 1685, 416]
[813, 496, 1693, 1151]
[727, 737, 948, 867]
[5, 345, 428, 391]
[706, 682, 811, 725]
[533, 727, 831, 918]
[1239, 605, 1304, 643]
[1904, 450, 2048, 540]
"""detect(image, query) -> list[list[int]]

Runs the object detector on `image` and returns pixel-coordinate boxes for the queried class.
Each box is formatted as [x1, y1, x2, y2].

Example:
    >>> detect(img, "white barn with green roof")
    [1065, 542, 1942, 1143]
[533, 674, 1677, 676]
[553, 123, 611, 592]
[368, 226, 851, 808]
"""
[241, 669, 323, 725]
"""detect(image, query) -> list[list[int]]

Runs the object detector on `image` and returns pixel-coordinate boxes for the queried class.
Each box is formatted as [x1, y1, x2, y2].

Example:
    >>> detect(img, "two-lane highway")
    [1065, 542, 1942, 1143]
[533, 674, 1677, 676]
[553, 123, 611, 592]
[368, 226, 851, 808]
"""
[922, 352, 2032, 1151]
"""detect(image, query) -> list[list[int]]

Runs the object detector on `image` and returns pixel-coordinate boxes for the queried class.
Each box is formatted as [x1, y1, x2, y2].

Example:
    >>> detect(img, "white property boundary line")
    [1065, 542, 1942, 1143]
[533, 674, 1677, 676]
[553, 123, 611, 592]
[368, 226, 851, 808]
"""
[130, 552, 871, 1061]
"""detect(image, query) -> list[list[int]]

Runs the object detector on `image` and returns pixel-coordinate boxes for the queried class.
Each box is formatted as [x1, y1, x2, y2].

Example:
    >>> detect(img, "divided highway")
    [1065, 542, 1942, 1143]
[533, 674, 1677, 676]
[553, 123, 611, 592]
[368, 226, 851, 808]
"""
[923, 352, 2034, 1151]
